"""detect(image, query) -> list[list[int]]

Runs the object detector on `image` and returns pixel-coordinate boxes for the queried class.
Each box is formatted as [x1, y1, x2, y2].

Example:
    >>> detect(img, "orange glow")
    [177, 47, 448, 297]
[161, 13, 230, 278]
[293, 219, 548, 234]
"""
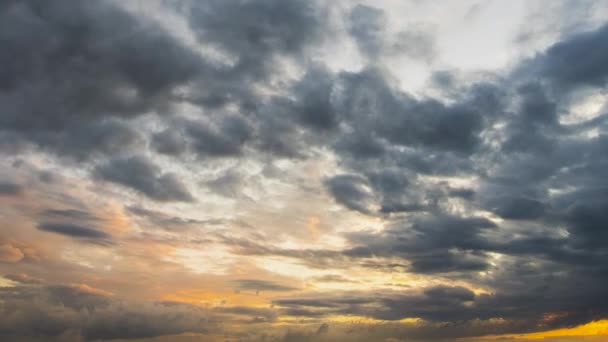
[307, 216, 321, 240]
[162, 288, 269, 307]
[479, 320, 608, 340]
[70, 283, 114, 297]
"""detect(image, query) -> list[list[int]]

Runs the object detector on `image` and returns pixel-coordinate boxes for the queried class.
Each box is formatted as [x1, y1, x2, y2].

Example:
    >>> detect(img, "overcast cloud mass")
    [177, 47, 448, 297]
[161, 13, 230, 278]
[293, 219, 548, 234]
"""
[2, 1, 608, 341]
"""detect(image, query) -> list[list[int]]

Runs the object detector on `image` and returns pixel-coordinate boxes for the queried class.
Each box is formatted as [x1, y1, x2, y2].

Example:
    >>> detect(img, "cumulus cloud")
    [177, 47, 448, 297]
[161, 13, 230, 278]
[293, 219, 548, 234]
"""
[95, 155, 193, 202]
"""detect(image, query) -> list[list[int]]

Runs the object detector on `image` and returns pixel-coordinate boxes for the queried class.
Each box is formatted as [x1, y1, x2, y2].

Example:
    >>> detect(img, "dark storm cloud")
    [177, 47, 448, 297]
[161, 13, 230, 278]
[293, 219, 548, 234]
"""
[151, 129, 187, 156]
[40, 119, 144, 160]
[523, 23, 608, 90]
[150, 115, 254, 158]
[290, 66, 338, 130]
[332, 68, 503, 156]
[184, 0, 327, 81]
[291, 16, 608, 332]
[0, 0, 201, 158]
[488, 196, 546, 220]
[324, 174, 376, 214]
[273, 285, 476, 322]
[95, 155, 194, 202]
[185, 115, 252, 157]
[233, 279, 298, 293]
[320, 19, 608, 288]
[273, 281, 608, 336]
[344, 214, 497, 273]
[37, 222, 110, 240]
[0, 0, 331, 162]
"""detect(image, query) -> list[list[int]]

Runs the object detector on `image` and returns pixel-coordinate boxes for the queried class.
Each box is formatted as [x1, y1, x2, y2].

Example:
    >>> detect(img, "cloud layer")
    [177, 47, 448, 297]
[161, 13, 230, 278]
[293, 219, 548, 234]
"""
[2, 0, 608, 341]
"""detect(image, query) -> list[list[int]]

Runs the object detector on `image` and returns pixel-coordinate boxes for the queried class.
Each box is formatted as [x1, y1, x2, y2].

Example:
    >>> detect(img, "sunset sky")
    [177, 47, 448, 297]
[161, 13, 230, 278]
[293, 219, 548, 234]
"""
[2, 1, 608, 341]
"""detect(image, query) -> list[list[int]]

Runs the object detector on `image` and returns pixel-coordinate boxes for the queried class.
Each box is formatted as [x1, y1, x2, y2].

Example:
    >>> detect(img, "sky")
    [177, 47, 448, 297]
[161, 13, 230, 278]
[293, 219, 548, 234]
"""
[1, 0, 608, 341]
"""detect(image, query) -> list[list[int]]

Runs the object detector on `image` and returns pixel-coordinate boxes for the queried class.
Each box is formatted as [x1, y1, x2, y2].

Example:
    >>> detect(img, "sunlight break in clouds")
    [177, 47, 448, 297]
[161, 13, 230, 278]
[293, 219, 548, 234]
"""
[1, 0, 608, 341]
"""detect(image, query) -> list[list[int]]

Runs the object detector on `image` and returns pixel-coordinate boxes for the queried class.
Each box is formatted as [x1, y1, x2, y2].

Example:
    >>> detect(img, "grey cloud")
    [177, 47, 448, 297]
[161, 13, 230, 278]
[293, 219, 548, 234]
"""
[185, 115, 252, 157]
[0, 181, 22, 195]
[214, 306, 277, 323]
[344, 214, 497, 273]
[127, 205, 225, 231]
[324, 174, 376, 214]
[151, 115, 253, 158]
[37, 222, 110, 240]
[333, 68, 500, 155]
[390, 27, 437, 62]
[524, 23, 608, 91]
[313, 275, 357, 284]
[233, 279, 298, 293]
[448, 187, 476, 200]
[0, 0, 201, 158]
[206, 170, 243, 197]
[333, 130, 387, 159]
[291, 66, 338, 130]
[151, 129, 187, 156]
[41, 209, 100, 222]
[95, 155, 194, 202]
[348, 4, 436, 62]
[272, 282, 607, 336]
[0, 285, 216, 341]
[46, 285, 111, 311]
[348, 4, 386, 59]
[40, 119, 144, 161]
[489, 196, 546, 220]
[185, 0, 326, 81]
[273, 285, 476, 322]
[2, 1, 608, 340]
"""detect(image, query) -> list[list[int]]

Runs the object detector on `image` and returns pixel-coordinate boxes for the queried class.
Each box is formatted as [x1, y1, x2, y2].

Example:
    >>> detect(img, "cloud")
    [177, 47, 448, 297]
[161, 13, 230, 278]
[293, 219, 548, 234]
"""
[0, 284, 216, 341]
[37, 222, 111, 240]
[0, 243, 24, 263]
[348, 4, 386, 60]
[95, 155, 194, 202]
[233, 279, 298, 293]
[206, 170, 243, 197]
[520, 20, 608, 91]
[184, 115, 252, 157]
[0, 1, 201, 158]
[4, 273, 43, 285]
[2, 2, 608, 341]
[151, 129, 188, 156]
[41, 209, 101, 222]
[324, 174, 376, 214]
[184, 0, 327, 81]
[0, 181, 22, 195]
